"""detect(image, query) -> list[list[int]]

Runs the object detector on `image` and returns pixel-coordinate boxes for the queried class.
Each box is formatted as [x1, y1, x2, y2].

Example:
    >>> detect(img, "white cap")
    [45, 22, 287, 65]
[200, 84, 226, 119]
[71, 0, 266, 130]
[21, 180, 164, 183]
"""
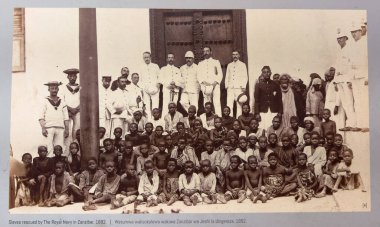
[184, 51, 195, 58]
[336, 28, 349, 39]
[350, 22, 362, 32]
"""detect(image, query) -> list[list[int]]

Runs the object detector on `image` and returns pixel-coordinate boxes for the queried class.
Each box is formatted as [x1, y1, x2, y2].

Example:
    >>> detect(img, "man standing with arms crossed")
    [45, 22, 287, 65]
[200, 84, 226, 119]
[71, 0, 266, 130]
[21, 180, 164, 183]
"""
[197, 46, 223, 116]
[180, 51, 200, 114]
[139, 52, 160, 119]
[225, 50, 248, 118]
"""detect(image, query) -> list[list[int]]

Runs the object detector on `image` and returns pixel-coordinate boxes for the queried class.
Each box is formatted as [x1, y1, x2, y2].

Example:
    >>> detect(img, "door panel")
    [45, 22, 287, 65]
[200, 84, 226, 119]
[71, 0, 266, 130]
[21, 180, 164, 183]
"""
[150, 9, 247, 115]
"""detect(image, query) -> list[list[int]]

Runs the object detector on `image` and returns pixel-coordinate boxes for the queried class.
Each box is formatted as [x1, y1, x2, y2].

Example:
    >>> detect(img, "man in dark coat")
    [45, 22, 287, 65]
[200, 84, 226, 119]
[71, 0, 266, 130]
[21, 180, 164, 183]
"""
[254, 66, 283, 130]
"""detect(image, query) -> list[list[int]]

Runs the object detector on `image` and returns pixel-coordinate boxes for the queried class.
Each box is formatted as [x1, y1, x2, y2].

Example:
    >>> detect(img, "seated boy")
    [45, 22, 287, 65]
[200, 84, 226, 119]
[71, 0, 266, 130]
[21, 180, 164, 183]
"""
[32, 145, 54, 206]
[159, 158, 180, 206]
[77, 158, 104, 210]
[244, 155, 267, 203]
[179, 161, 201, 206]
[15, 153, 34, 206]
[111, 164, 139, 209]
[267, 133, 281, 154]
[150, 125, 165, 147]
[221, 106, 235, 131]
[232, 136, 254, 165]
[262, 153, 297, 198]
[238, 104, 255, 131]
[86, 161, 120, 209]
[46, 161, 74, 207]
[198, 159, 219, 204]
[149, 108, 165, 130]
[135, 160, 160, 207]
[294, 153, 318, 203]
[113, 127, 123, 152]
[336, 149, 366, 192]
[224, 155, 246, 203]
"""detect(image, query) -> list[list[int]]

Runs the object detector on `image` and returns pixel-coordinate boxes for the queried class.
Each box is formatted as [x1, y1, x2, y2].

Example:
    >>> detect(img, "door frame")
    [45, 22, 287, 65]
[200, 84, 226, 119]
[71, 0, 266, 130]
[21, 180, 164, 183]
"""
[149, 9, 248, 68]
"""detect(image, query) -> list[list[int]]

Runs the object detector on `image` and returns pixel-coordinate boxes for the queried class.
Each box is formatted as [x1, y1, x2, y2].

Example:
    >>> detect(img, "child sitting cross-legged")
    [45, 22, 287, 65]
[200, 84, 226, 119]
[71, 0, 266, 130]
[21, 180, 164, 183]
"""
[315, 149, 340, 198]
[224, 155, 246, 203]
[158, 158, 180, 206]
[294, 153, 318, 203]
[244, 155, 268, 203]
[86, 161, 120, 210]
[135, 160, 160, 208]
[335, 149, 366, 192]
[179, 161, 201, 206]
[198, 159, 219, 204]
[111, 164, 139, 209]
[46, 161, 74, 207]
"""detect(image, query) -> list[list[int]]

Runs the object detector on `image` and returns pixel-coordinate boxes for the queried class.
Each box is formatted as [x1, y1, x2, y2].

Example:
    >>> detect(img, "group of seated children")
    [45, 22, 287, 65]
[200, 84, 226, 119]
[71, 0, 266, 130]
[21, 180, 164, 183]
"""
[14, 104, 366, 210]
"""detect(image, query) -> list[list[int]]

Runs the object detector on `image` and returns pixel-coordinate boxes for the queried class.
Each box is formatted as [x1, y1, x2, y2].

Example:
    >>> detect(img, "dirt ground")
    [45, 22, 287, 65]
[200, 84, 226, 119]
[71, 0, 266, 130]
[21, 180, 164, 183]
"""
[9, 131, 371, 214]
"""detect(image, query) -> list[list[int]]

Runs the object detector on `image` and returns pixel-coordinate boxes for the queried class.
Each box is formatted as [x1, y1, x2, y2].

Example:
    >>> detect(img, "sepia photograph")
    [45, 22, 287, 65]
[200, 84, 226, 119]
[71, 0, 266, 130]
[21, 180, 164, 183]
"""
[9, 8, 370, 214]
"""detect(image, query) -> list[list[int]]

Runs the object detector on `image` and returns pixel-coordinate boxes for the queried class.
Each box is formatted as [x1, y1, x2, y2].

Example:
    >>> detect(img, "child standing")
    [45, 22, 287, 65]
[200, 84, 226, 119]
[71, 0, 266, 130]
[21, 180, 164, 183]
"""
[321, 109, 336, 138]
[179, 161, 201, 206]
[66, 142, 81, 180]
[238, 104, 255, 131]
[15, 153, 34, 207]
[294, 153, 318, 202]
[135, 160, 160, 207]
[209, 117, 228, 150]
[32, 145, 54, 206]
[224, 155, 246, 203]
[51, 145, 68, 169]
[333, 134, 351, 161]
[221, 106, 235, 131]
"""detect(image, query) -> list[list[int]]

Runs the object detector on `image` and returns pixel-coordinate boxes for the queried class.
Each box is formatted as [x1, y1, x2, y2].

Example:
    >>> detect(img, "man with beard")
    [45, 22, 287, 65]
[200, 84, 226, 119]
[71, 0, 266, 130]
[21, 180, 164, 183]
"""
[180, 51, 200, 114]
[109, 77, 131, 138]
[39, 81, 70, 157]
[225, 50, 248, 118]
[111, 67, 131, 91]
[254, 66, 282, 130]
[99, 76, 112, 138]
[159, 53, 183, 115]
[197, 46, 223, 116]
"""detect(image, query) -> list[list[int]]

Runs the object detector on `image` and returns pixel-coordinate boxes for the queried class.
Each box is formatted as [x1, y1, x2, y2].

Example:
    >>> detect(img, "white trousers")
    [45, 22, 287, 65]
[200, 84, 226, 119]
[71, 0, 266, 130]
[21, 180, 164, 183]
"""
[46, 127, 64, 157]
[260, 110, 277, 131]
[227, 88, 244, 118]
[337, 83, 356, 128]
[180, 91, 199, 113]
[202, 84, 221, 116]
[352, 78, 369, 128]
[162, 88, 180, 116]
[143, 90, 160, 119]
[64, 112, 80, 154]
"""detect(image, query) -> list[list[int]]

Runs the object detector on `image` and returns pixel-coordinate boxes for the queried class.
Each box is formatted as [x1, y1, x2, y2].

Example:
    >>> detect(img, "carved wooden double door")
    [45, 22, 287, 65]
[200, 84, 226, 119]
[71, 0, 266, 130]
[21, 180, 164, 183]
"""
[150, 9, 247, 114]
